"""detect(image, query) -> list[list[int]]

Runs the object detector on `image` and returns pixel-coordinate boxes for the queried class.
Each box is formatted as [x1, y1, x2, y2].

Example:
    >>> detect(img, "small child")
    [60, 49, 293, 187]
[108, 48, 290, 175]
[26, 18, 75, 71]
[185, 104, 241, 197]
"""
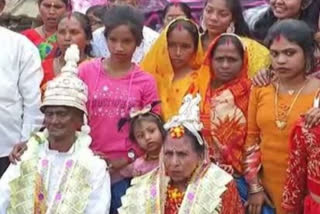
[119, 102, 165, 178]
[111, 102, 165, 213]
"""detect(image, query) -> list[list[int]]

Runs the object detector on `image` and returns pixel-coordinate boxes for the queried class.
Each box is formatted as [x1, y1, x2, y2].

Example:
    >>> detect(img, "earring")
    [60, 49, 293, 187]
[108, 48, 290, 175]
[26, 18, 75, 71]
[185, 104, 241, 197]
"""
[301, 0, 312, 10]
[305, 60, 312, 74]
[226, 22, 235, 34]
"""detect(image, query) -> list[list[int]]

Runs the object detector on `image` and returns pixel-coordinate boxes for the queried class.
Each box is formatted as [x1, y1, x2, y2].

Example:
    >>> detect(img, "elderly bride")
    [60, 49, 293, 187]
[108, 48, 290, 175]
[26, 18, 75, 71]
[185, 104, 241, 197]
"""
[118, 94, 244, 214]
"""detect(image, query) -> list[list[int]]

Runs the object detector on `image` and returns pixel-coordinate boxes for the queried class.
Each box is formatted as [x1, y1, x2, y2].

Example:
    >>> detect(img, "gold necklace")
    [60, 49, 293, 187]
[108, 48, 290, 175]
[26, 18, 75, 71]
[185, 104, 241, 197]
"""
[274, 80, 308, 130]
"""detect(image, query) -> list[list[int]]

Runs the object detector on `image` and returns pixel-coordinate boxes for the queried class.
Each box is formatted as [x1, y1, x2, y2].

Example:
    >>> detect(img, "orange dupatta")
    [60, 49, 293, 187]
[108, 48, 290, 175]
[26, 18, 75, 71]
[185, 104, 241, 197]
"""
[198, 34, 251, 174]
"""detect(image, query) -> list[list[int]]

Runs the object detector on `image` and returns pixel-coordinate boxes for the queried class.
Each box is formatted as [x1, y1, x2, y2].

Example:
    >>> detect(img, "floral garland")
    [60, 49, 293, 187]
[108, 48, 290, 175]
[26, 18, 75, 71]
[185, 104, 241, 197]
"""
[165, 184, 185, 214]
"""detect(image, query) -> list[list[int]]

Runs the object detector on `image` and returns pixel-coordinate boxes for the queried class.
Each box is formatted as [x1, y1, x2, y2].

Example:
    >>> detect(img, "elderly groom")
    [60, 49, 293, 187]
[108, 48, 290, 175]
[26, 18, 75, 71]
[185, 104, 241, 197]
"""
[0, 45, 111, 214]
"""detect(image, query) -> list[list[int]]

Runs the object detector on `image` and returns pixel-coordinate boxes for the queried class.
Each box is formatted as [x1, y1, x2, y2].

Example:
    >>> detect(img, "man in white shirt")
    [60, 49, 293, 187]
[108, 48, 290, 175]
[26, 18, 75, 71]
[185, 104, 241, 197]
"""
[0, 0, 43, 178]
[0, 45, 111, 214]
[91, 0, 159, 63]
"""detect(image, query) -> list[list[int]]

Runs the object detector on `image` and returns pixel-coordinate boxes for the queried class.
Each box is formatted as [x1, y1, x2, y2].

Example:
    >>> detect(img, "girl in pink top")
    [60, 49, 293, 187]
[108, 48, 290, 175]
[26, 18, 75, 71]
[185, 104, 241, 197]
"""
[78, 7, 159, 208]
[111, 102, 164, 213]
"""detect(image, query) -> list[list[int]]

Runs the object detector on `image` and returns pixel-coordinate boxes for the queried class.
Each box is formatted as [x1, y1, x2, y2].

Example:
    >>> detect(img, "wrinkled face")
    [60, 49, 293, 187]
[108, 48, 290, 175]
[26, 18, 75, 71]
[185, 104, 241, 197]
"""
[270, 0, 302, 19]
[44, 106, 83, 140]
[57, 17, 88, 56]
[270, 35, 306, 80]
[168, 27, 196, 70]
[107, 25, 137, 63]
[39, 0, 67, 29]
[164, 135, 201, 183]
[203, 0, 233, 36]
[87, 11, 103, 32]
[211, 41, 243, 83]
[163, 6, 187, 27]
[133, 120, 163, 154]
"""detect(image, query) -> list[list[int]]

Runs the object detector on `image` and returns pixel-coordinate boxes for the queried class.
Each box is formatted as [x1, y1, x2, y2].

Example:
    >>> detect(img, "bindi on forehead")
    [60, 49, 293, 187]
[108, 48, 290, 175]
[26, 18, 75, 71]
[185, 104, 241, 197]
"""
[274, 34, 285, 44]
[225, 37, 233, 47]
[177, 23, 184, 32]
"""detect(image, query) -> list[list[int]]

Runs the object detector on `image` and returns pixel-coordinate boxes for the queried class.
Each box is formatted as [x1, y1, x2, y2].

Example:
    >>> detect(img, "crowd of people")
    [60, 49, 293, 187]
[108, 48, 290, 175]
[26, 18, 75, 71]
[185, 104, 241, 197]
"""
[0, 0, 319, 213]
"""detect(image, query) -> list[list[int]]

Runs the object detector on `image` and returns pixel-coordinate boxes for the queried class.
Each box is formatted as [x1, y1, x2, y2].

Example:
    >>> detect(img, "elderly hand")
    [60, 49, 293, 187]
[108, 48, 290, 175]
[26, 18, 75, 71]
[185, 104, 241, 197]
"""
[9, 142, 27, 164]
[302, 107, 320, 129]
[246, 191, 273, 214]
[251, 69, 273, 87]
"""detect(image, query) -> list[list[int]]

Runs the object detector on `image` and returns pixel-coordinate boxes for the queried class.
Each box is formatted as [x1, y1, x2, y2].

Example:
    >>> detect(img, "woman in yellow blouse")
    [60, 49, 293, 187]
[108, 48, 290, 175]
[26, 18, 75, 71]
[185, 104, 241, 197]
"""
[244, 20, 320, 214]
[141, 18, 204, 121]
[201, 0, 270, 77]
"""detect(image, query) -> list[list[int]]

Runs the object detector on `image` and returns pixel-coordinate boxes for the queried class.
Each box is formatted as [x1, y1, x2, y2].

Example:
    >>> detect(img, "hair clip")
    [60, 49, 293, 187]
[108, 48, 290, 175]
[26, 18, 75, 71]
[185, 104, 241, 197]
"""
[117, 100, 161, 131]
[129, 105, 152, 118]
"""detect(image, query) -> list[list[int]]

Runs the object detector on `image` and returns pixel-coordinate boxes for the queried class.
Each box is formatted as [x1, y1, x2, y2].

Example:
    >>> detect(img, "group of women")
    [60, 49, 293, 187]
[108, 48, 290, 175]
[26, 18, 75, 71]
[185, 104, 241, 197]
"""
[11, 0, 320, 213]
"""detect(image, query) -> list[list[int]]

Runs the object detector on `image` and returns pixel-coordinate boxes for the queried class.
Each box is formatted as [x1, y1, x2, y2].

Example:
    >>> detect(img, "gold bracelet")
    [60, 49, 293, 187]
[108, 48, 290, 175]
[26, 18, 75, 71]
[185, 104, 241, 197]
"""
[249, 183, 264, 194]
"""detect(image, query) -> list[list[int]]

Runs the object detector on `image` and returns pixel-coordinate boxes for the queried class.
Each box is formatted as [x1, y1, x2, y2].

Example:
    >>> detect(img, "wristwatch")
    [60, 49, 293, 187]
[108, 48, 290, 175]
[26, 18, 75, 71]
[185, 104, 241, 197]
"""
[127, 149, 136, 163]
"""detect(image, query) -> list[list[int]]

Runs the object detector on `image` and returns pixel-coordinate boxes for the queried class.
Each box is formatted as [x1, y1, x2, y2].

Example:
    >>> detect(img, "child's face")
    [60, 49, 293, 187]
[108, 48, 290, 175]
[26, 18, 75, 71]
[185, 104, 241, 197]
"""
[106, 24, 137, 64]
[133, 120, 163, 154]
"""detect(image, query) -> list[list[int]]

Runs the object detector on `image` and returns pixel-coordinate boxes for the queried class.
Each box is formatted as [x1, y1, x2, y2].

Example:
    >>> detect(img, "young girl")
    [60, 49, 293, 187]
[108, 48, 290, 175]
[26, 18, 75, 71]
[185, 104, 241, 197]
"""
[77, 5, 159, 213]
[110, 102, 164, 213]
[120, 103, 165, 178]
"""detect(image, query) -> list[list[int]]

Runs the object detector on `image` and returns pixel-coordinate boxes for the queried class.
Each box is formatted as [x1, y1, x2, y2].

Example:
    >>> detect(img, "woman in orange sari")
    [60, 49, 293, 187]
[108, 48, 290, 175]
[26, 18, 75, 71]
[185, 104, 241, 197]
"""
[244, 19, 320, 214]
[199, 33, 249, 174]
[197, 33, 274, 213]
[140, 18, 204, 121]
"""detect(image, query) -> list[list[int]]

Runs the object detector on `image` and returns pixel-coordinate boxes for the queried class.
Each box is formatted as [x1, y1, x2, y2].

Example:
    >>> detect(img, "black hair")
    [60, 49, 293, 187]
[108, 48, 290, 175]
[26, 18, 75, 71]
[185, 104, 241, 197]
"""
[86, 5, 107, 20]
[59, 12, 93, 56]
[203, 0, 251, 37]
[265, 19, 316, 74]
[103, 5, 144, 46]
[129, 113, 166, 142]
[167, 19, 199, 50]
[165, 127, 205, 157]
[211, 35, 244, 59]
[252, 1, 320, 41]
[39, 0, 68, 6]
[162, 2, 193, 21]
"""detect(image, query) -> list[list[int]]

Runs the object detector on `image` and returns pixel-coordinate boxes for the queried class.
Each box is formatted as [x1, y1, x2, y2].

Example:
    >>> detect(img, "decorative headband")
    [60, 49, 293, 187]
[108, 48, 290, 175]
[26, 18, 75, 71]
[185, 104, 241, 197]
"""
[117, 101, 161, 131]
[164, 94, 204, 145]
